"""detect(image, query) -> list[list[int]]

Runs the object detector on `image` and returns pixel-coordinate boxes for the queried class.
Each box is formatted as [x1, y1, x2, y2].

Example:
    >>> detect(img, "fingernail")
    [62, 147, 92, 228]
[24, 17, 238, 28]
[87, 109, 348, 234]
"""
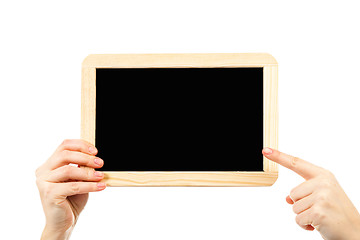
[94, 158, 103, 166]
[89, 146, 97, 155]
[97, 182, 106, 189]
[263, 147, 273, 155]
[94, 171, 104, 177]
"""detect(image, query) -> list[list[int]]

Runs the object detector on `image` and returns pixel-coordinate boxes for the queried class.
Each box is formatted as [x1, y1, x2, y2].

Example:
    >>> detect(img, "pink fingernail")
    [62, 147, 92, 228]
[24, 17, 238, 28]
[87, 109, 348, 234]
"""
[263, 148, 273, 155]
[94, 158, 103, 166]
[97, 182, 106, 189]
[89, 146, 97, 155]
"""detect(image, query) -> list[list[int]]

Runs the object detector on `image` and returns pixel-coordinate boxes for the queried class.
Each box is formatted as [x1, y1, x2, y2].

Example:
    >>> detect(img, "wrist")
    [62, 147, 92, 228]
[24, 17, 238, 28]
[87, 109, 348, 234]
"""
[41, 224, 74, 240]
[347, 216, 360, 240]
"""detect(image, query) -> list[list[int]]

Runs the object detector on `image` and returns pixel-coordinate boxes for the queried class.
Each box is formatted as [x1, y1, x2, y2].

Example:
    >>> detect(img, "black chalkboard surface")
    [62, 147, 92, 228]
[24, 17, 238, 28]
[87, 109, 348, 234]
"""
[95, 68, 263, 171]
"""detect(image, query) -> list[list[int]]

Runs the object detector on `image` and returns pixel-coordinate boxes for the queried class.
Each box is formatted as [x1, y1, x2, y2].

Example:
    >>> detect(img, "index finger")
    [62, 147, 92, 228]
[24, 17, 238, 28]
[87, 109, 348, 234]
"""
[56, 139, 98, 155]
[262, 148, 323, 180]
[40, 139, 99, 172]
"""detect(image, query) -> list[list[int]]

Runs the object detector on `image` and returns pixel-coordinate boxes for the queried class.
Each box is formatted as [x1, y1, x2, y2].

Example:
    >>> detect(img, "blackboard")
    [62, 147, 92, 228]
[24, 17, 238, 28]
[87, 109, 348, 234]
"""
[81, 53, 278, 186]
[96, 68, 263, 171]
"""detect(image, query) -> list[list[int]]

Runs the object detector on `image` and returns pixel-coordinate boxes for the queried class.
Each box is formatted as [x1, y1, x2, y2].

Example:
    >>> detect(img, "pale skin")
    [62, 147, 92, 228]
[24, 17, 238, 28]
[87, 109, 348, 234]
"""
[36, 140, 360, 239]
[262, 147, 360, 240]
[36, 139, 106, 240]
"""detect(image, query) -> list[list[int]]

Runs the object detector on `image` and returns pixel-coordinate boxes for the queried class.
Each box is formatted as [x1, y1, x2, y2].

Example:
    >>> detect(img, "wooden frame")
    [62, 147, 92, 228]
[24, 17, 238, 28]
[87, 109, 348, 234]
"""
[81, 53, 278, 186]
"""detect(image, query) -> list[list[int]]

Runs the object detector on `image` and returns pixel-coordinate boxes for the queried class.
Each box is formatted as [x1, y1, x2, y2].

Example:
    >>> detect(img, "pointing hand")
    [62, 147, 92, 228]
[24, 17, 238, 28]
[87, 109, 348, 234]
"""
[263, 148, 360, 240]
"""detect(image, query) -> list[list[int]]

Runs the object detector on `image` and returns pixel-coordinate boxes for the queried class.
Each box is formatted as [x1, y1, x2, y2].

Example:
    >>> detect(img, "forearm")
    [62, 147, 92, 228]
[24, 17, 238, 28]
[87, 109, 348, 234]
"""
[347, 217, 360, 240]
[41, 225, 74, 240]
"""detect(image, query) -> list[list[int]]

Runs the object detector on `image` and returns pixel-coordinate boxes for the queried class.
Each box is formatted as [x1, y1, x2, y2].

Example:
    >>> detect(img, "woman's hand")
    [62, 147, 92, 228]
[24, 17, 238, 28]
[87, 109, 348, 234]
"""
[36, 139, 106, 240]
[263, 148, 360, 240]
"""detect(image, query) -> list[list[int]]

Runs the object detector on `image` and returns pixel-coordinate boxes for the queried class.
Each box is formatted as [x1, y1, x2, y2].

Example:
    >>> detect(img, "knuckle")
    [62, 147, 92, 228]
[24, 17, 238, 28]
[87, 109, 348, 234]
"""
[311, 206, 325, 222]
[61, 139, 72, 148]
[318, 179, 328, 187]
[62, 165, 73, 177]
[87, 168, 95, 180]
[316, 192, 331, 208]
[317, 191, 328, 201]
[315, 197, 326, 209]
[290, 156, 299, 168]
[318, 178, 334, 189]
[316, 193, 325, 203]
[40, 182, 54, 198]
[70, 182, 80, 194]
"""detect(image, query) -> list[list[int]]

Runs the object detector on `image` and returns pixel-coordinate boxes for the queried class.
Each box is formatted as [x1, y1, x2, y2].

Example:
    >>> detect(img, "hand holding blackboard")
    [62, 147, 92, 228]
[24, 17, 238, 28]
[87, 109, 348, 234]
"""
[262, 148, 360, 239]
[35, 139, 106, 239]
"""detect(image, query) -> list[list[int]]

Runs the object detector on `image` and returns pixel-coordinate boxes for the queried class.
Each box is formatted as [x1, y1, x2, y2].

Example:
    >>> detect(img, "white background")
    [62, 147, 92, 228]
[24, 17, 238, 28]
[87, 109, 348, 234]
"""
[1, 1, 360, 239]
